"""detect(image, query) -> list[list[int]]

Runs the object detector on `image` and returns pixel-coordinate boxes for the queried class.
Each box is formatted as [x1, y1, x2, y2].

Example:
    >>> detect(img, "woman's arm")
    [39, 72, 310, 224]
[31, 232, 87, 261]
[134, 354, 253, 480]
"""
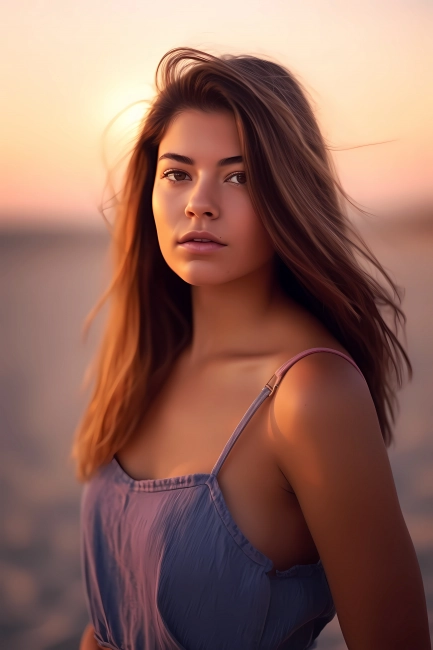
[271, 353, 431, 650]
[79, 623, 103, 650]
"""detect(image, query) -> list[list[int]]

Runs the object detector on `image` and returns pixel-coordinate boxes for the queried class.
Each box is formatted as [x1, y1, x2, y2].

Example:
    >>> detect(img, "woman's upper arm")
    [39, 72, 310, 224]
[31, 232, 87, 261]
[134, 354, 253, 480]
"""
[271, 353, 431, 650]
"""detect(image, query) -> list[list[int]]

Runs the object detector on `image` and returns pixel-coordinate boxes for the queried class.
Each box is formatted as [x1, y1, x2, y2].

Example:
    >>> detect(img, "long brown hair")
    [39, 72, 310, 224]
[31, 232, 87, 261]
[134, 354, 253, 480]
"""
[71, 46, 412, 481]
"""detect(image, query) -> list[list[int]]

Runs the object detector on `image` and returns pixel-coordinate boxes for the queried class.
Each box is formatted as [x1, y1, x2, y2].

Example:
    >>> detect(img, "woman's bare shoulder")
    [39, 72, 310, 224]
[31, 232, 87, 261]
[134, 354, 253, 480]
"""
[270, 348, 373, 464]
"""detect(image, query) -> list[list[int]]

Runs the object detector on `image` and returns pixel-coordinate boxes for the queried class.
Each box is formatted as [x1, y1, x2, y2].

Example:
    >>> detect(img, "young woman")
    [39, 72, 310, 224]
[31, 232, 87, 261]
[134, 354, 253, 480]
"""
[74, 47, 431, 650]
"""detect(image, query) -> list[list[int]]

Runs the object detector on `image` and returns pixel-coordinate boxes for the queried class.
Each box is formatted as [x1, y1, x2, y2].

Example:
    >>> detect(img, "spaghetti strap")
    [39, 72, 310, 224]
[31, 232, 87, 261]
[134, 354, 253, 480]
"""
[211, 347, 364, 477]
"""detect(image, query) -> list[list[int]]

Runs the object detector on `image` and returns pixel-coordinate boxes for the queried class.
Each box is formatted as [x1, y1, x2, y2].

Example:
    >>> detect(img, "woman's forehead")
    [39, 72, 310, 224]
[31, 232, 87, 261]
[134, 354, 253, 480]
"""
[159, 109, 240, 153]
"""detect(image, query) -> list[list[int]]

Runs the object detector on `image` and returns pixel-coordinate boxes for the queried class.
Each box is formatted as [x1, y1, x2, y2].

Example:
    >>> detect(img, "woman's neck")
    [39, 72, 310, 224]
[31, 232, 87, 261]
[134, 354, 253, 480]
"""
[187, 262, 292, 365]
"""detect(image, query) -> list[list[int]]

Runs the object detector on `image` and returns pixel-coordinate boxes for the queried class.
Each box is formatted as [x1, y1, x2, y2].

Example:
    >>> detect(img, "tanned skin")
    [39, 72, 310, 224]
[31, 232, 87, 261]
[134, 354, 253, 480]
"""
[80, 110, 431, 649]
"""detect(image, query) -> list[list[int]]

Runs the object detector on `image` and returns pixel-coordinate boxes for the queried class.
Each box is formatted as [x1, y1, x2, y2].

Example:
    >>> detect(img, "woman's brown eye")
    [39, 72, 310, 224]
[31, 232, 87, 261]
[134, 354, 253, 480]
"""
[228, 173, 247, 185]
[163, 170, 189, 182]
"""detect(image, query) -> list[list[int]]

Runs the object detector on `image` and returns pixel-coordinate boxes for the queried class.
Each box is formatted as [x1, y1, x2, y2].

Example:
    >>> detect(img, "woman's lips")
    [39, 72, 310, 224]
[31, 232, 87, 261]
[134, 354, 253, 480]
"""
[178, 241, 226, 253]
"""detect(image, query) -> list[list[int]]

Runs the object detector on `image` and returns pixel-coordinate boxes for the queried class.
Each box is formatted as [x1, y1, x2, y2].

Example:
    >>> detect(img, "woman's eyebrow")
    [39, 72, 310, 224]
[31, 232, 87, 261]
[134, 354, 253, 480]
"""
[157, 153, 243, 167]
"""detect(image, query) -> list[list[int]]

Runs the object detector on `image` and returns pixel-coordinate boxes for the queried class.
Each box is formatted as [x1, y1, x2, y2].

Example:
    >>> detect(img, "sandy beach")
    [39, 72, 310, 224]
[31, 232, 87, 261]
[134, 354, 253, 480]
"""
[0, 214, 431, 649]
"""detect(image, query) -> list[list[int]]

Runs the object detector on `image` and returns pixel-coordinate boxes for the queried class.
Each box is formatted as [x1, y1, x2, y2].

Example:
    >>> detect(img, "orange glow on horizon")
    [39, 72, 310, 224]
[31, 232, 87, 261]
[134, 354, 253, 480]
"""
[1, 0, 432, 227]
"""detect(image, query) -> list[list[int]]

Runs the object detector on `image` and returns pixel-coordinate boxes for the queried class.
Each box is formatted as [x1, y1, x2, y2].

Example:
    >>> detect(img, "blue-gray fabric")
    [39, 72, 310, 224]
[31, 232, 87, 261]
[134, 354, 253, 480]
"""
[81, 348, 364, 649]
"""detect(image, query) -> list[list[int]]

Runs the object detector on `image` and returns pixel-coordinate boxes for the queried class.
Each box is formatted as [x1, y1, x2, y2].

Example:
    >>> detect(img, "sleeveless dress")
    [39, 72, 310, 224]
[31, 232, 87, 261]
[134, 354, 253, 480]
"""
[81, 347, 365, 649]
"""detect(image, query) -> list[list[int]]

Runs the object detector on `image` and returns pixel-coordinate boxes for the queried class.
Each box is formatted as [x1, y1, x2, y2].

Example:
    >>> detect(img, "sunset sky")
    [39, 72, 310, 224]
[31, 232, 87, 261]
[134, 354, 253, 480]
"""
[1, 0, 432, 228]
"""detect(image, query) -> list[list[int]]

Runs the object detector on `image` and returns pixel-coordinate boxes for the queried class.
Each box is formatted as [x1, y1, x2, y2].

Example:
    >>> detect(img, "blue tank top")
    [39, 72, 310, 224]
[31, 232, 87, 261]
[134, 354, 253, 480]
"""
[81, 347, 365, 649]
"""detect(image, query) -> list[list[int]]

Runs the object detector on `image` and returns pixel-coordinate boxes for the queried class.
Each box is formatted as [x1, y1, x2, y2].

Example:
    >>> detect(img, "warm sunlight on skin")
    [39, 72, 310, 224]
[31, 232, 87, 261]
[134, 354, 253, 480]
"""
[152, 110, 276, 287]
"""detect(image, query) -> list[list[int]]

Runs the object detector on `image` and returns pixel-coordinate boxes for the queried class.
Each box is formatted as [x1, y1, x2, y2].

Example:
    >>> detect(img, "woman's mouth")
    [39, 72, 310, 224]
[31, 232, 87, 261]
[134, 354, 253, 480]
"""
[178, 241, 227, 253]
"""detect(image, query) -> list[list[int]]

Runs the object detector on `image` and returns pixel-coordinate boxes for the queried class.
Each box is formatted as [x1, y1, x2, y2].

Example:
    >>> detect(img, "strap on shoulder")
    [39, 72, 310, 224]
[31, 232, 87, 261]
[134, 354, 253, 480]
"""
[211, 347, 364, 477]
[265, 347, 364, 396]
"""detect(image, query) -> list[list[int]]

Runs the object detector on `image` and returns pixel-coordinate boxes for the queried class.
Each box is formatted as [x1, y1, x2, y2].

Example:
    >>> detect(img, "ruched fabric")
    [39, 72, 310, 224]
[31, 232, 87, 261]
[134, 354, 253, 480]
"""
[81, 348, 365, 649]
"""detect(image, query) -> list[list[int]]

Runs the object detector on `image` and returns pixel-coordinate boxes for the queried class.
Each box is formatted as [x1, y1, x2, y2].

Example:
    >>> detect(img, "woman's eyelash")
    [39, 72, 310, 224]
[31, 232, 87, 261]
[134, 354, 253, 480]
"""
[161, 169, 189, 183]
[161, 169, 246, 185]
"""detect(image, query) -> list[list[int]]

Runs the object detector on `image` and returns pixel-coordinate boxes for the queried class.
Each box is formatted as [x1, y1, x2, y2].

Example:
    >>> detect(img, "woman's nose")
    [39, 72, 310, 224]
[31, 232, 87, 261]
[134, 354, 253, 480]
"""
[184, 187, 220, 220]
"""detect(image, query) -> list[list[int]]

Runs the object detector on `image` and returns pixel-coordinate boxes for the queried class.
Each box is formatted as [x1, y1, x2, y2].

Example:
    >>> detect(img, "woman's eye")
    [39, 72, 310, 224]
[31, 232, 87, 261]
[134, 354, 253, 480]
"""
[161, 169, 246, 185]
[162, 170, 190, 183]
[227, 172, 247, 185]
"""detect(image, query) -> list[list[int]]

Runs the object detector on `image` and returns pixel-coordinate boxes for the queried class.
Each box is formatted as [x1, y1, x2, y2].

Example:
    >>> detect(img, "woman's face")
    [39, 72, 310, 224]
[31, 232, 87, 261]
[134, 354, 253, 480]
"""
[152, 109, 275, 286]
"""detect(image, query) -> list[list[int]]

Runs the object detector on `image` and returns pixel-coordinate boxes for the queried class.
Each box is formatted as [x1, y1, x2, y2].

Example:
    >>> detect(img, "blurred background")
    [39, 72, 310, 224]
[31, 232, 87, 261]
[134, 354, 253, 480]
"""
[1, 0, 432, 648]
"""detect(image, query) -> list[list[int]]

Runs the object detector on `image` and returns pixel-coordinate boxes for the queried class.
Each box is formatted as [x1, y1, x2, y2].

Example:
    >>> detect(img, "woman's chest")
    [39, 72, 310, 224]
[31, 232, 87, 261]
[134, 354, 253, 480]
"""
[116, 368, 319, 574]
